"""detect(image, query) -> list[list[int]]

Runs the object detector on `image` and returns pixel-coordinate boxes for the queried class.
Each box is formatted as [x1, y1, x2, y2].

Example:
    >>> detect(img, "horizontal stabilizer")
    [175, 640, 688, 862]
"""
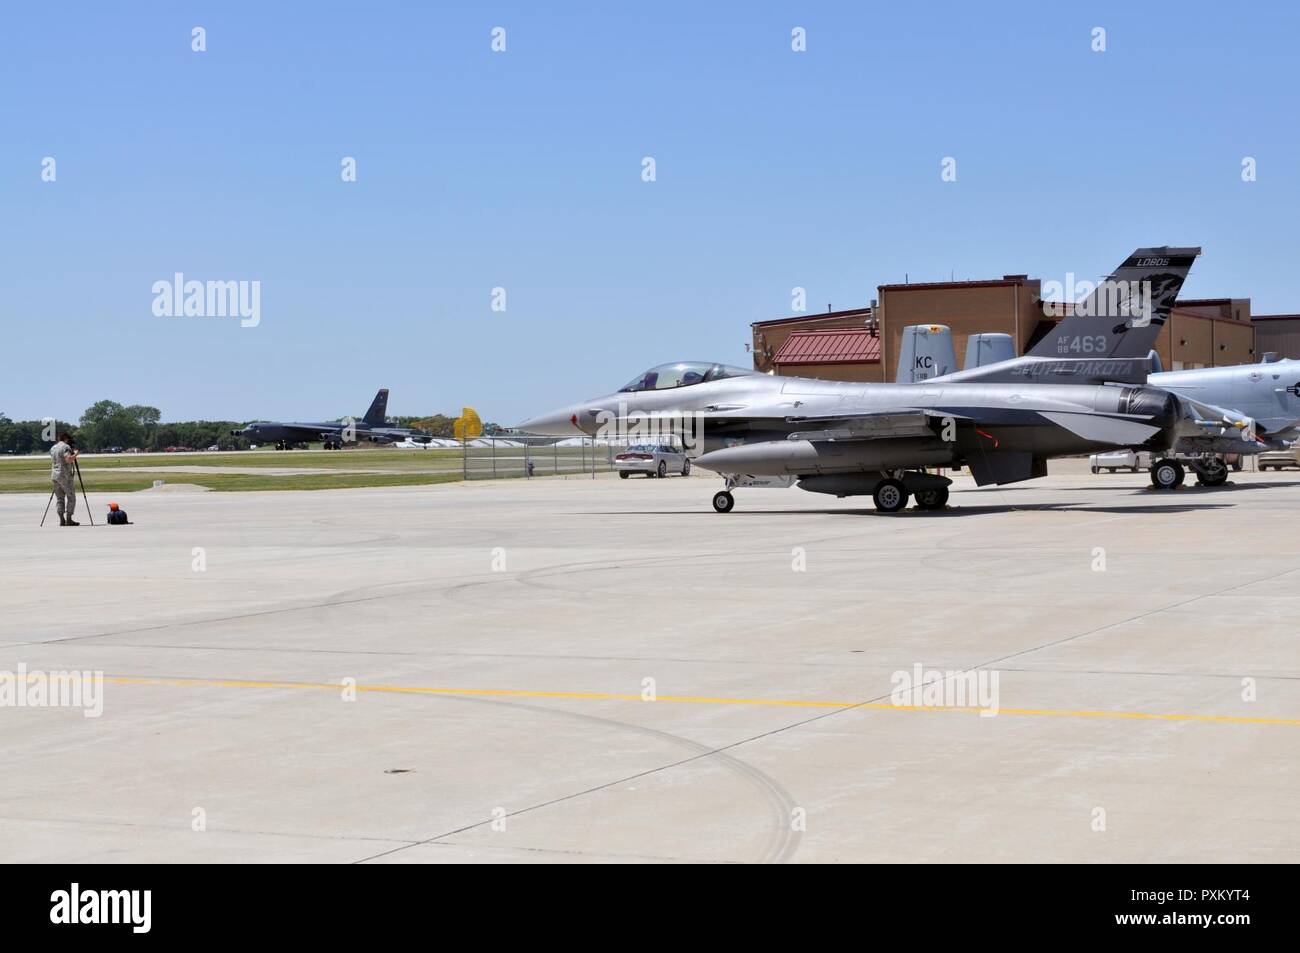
[1038, 411, 1160, 445]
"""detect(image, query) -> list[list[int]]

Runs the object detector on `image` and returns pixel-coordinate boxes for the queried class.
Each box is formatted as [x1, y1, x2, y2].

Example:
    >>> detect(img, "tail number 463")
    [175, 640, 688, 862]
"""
[1057, 335, 1107, 354]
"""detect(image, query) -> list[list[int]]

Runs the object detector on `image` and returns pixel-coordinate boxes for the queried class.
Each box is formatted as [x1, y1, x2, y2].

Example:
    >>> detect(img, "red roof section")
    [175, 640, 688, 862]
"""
[772, 328, 881, 365]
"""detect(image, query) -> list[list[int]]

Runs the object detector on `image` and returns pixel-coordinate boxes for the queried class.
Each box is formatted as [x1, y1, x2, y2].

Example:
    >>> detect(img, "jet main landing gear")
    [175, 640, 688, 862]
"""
[1194, 457, 1229, 487]
[913, 486, 949, 510]
[872, 478, 910, 513]
[1150, 458, 1185, 490]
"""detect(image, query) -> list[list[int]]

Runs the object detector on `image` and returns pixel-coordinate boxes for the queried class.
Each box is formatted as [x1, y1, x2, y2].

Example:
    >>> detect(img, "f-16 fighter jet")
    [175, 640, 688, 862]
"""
[520, 248, 1202, 512]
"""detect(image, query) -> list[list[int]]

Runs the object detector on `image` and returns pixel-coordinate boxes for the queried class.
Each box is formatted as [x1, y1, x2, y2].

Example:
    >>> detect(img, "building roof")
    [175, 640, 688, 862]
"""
[751, 306, 873, 329]
[772, 328, 881, 365]
[1253, 314, 1300, 322]
[878, 276, 1033, 293]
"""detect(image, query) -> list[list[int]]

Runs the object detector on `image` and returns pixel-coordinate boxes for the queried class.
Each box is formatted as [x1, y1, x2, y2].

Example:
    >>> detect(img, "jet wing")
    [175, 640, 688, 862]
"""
[1036, 412, 1162, 445]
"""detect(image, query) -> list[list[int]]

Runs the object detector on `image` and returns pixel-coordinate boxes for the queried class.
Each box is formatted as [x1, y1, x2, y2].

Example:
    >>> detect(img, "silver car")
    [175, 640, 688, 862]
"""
[1089, 450, 1152, 473]
[613, 443, 691, 479]
[1259, 448, 1300, 471]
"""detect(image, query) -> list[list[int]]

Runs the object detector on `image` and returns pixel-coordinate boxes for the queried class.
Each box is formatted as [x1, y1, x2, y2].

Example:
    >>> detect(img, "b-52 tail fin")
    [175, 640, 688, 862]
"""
[363, 388, 390, 427]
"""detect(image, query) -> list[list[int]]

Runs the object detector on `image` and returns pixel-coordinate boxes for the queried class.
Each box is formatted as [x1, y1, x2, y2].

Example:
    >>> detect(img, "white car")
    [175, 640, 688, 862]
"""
[613, 444, 691, 478]
[1090, 450, 1152, 473]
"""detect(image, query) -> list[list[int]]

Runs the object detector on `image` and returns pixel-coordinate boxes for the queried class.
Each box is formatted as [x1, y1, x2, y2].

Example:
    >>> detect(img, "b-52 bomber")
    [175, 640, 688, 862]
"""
[521, 247, 1238, 513]
[231, 389, 432, 450]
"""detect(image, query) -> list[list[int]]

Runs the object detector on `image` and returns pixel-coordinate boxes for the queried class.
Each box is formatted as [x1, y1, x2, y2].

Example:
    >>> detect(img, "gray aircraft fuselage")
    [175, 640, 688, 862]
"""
[520, 363, 1181, 487]
[231, 420, 426, 446]
[1150, 360, 1300, 448]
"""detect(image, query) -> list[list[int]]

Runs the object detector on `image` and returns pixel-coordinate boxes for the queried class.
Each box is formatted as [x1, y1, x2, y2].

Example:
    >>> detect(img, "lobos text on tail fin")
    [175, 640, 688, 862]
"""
[1030, 246, 1200, 360]
[363, 388, 390, 427]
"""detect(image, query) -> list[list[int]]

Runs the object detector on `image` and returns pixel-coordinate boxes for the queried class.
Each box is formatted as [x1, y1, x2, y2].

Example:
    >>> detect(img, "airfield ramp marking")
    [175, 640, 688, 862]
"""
[97, 675, 1300, 727]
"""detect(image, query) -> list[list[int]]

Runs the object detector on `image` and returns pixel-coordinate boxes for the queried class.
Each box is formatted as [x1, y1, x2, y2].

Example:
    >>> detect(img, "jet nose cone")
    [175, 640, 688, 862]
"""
[517, 404, 589, 436]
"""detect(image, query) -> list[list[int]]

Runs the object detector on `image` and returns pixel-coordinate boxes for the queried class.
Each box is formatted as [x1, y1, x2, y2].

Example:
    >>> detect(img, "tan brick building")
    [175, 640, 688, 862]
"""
[751, 273, 1261, 381]
[1155, 299, 1255, 370]
[875, 276, 1042, 382]
[1253, 314, 1300, 360]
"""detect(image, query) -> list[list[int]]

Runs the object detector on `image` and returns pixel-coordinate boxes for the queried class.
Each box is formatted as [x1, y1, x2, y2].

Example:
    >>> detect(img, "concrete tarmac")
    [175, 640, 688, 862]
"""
[2, 467, 1298, 863]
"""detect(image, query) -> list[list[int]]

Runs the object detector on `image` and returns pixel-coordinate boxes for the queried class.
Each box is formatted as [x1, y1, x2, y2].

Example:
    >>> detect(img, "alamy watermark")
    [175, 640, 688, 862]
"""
[0, 664, 104, 717]
[890, 663, 1000, 717]
[1041, 273, 1153, 325]
[593, 403, 706, 453]
[152, 273, 261, 328]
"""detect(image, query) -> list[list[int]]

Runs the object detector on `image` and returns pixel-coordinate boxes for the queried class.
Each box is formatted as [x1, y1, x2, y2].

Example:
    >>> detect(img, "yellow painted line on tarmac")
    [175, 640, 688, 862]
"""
[94, 675, 1300, 727]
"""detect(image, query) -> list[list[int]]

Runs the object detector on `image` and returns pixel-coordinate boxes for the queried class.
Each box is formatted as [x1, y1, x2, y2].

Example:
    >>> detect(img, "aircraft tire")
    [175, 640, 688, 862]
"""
[1196, 462, 1229, 487]
[914, 486, 949, 510]
[1150, 459, 1183, 490]
[712, 490, 735, 513]
[873, 478, 909, 513]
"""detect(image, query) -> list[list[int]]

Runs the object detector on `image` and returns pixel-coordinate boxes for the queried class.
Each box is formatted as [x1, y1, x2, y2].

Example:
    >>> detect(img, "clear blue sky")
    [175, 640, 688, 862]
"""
[4, 1, 1298, 425]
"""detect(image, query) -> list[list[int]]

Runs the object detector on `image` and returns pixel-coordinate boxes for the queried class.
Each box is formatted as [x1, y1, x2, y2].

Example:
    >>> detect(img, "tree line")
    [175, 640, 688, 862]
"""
[0, 402, 501, 454]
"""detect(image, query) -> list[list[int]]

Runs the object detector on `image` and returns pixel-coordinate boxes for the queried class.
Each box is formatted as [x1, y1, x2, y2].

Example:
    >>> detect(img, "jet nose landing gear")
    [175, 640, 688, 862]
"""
[712, 490, 735, 513]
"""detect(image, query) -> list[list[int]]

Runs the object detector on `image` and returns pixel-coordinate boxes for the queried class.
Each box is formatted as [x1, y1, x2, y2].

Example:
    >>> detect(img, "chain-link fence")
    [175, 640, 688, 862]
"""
[460, 436, 618, 480]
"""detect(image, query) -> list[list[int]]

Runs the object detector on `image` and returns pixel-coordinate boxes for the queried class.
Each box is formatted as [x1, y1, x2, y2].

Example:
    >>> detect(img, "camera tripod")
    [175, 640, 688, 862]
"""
[40, 457, 94, 527]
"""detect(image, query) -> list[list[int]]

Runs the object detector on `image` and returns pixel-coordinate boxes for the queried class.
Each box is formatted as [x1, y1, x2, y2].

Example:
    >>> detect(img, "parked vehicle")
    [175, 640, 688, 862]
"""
[1259, 448, 1300, 471]
[613, 443, 691, 478]
[1089, 450, 1152, 474]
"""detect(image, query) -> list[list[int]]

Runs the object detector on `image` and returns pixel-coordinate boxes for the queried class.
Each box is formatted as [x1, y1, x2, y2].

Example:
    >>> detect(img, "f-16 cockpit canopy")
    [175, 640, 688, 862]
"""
[619, 362, 758, 393]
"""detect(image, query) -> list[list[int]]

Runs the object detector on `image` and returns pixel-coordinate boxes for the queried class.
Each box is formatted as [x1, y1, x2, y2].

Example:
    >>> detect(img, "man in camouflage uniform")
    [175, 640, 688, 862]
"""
[50, 432, 80, 526]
